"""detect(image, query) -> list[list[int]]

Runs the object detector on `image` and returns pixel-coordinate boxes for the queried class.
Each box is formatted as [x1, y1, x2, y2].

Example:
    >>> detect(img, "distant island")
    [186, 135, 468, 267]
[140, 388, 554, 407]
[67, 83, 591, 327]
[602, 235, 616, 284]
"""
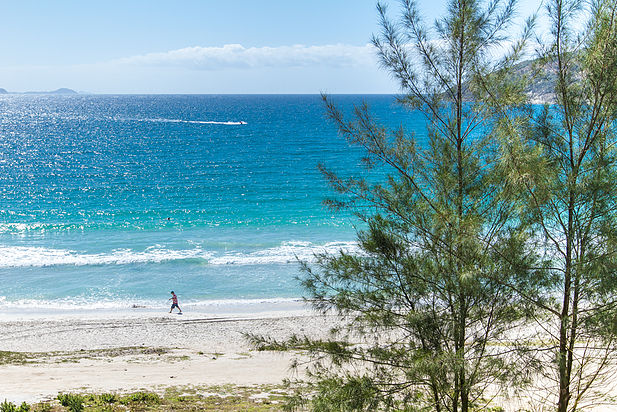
[0, 88, 78, 95]
[0, 61, 562, 104]
[24, 88, 78, 95]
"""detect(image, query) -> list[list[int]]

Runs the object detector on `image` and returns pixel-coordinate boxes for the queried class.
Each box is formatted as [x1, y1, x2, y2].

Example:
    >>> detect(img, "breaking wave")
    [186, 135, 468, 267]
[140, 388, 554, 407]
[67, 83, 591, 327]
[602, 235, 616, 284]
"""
[0, 241, 358, 268]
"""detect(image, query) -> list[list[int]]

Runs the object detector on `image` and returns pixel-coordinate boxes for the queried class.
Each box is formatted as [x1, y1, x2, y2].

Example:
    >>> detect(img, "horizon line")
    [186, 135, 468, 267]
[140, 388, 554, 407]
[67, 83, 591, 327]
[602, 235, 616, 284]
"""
[0, 91, 401, 96]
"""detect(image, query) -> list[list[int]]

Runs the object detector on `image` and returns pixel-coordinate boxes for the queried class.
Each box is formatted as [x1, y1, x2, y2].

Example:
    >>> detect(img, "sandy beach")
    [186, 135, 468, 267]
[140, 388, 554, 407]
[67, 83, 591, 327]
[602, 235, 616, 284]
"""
[3, 308, 617, 411]
[0, 304, 333, 405]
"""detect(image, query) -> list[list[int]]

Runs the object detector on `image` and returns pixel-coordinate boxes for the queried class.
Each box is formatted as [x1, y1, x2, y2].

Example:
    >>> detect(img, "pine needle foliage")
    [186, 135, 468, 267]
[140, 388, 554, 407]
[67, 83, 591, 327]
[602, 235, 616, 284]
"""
[500, 0, 617, 410]
[250, 1, 547, 411]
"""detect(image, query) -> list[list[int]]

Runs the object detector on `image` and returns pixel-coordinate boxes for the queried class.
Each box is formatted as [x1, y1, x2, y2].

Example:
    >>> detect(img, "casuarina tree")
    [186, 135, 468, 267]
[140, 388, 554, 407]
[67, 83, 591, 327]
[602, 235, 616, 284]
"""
[252, 0, 543, 410]
[500, 0, 617, 409]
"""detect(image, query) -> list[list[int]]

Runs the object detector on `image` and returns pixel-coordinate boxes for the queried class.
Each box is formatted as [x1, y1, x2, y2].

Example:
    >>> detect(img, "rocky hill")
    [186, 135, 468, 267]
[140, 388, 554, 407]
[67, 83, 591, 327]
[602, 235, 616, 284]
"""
[513, 57, 584, 104]
[515, 59, 558, 104]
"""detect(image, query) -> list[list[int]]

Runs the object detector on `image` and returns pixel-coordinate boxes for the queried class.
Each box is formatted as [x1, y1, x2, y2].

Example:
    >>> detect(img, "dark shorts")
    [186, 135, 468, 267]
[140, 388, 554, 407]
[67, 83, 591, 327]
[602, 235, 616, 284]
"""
[171, 303, 179, 309]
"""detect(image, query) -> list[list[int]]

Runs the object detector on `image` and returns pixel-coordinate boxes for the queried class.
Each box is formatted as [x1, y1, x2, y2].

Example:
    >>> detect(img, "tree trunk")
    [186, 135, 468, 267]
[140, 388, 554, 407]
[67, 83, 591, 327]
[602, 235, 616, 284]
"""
[558, 193, 575, 412]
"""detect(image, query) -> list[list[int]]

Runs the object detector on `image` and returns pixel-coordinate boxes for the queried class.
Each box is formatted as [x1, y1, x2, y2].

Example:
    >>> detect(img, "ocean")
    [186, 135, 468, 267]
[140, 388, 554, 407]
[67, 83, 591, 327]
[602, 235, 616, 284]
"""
[0, 94, 419, 316]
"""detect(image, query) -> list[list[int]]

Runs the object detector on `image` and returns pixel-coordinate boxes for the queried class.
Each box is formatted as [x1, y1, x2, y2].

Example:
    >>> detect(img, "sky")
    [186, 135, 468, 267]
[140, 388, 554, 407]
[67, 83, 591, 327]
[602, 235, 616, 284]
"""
[0, 0, 544, 94]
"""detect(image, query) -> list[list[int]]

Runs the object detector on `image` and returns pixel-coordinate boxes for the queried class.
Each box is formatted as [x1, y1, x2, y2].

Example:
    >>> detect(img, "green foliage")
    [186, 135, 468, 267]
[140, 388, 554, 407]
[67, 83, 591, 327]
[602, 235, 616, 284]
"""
[0, 401, 15, 412]
[499, 0, 617, 410]
[97, 393, 117, 404]
[119, 391, 160, 405]
[57, 394, 84, 412]
[249, 333, 351, 354]
[0, 351, 31, 366]
[310, 377, 380, 412]
[259, 0, 544, 411]
[0, 401, 28, 412]
[23, 386, 284, 411]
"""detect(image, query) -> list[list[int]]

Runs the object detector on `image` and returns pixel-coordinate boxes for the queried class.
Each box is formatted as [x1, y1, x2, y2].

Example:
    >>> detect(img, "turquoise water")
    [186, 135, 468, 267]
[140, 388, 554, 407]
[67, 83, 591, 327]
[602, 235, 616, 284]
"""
[0, 94, 419, 311]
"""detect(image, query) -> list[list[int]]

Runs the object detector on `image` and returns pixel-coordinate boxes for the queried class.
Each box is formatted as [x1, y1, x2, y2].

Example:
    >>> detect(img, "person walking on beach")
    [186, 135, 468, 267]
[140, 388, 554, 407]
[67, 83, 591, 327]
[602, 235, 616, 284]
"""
[169, 291, 182, 314]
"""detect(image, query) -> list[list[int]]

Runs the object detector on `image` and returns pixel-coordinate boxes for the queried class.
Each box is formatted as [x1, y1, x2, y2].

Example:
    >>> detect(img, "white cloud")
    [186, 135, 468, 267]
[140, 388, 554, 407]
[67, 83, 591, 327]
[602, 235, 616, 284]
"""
[113, 43, 376, 70]
[0, 43, 396, 93]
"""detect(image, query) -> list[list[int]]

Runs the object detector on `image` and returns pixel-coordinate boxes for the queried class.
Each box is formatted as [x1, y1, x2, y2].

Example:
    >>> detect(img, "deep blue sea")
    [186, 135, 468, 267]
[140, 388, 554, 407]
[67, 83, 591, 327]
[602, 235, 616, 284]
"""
[0, 94, 419, 313]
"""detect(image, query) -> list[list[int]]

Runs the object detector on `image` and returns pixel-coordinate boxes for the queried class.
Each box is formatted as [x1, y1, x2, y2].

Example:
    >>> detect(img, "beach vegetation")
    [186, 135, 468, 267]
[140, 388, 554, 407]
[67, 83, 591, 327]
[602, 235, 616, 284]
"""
[247, 0, 617, 409]
[56, 394, 84, 412]
[118, 392, 160, 405]
[0, 351, 33, 366]
[31, 404, 51, 412]
[96, 394, 116, 405]
[500, 0, 617, 409]
[250, 0, 543, 410]
[0, 401, 30, 412]
[16, 385, 289, 411]
[0, 347, 173, 368]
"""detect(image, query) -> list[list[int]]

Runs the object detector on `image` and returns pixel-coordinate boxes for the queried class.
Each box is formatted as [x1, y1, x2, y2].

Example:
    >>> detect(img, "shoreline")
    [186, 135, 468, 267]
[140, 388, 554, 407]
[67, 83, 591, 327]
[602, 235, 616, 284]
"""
[0, 305, 332, 404]
[0, 298, 309, 322]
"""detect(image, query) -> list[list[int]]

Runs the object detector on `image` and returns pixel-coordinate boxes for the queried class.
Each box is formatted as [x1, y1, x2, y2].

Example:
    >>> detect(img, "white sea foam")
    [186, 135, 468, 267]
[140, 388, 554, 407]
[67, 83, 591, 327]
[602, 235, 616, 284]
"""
[0, 296, 149, 310]
[209, 241, 359, 265]
[0, 296, 310, 322]
[0, 296, 301, 311]
[0, 246, 209, 267]
[0, 241, 358, 268]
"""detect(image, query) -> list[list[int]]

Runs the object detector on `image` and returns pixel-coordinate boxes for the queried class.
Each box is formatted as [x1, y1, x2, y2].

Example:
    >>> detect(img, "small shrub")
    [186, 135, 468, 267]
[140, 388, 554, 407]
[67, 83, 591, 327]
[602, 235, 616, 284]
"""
[0, 400, 16, 412]
[56, 394, 84, 412]
[99, 393, 117, 404]
[119, 392, 160, 405]
[0, 401, 27, 412]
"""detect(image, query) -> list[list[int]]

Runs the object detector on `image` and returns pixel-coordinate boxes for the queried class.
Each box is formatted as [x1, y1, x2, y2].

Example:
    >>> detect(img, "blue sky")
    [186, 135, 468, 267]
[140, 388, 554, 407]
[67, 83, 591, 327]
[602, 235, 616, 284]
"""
[0, 0, 542, 94]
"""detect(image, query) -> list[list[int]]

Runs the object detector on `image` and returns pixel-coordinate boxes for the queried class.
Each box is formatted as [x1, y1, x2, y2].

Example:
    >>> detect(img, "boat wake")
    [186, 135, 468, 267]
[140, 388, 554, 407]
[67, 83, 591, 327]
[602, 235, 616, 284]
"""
[134, 117, 247, 125]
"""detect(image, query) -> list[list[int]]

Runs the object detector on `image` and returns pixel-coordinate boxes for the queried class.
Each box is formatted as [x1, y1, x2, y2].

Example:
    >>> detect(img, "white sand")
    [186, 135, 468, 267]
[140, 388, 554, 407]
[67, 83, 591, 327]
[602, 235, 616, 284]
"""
[3, 308, 617, 411]
[0, 308, 335, 404]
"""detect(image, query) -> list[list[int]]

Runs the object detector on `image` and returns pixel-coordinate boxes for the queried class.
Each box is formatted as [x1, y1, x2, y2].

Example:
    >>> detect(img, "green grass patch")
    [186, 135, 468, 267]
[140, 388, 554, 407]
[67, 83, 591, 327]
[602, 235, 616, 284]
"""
[1, 385, 514, 411]
[0, 351, 33, 366]
[0, 400, 31, 412]
[12, 385, 290, 411]
[0, 347, 171, 366]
